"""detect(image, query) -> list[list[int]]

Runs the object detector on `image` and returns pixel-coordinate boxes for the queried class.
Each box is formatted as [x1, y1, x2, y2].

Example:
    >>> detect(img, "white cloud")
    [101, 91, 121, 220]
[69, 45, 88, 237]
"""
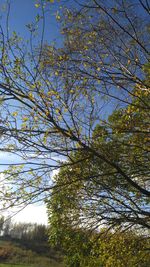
[13, 204, 48, 225]
[0, 168, 48, 226]
[0, 153, 61, 226]
[51, 168, 59, 180]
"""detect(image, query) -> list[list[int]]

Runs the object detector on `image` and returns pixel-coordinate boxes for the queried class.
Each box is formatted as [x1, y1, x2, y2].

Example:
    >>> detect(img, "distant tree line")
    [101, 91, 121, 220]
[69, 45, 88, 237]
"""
[0, 216, 48, 242]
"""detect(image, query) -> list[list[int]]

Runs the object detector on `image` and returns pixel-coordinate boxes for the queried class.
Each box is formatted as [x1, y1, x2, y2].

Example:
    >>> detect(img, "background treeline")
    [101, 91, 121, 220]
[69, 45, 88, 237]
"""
[0, 216, 48, 243]
[0, 216, 62, 264]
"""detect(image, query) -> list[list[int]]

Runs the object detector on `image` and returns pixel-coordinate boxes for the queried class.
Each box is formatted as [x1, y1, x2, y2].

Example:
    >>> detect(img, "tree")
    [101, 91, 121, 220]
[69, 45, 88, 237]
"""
[0, 216, 4, 236]
[93, 230, 150, 267]
[48, 98, 150, 232]
[47, 89, 150, 265]
[0, 0, 149, 228]
[3, 218, 12, 237]
[49, 207, 150, 267]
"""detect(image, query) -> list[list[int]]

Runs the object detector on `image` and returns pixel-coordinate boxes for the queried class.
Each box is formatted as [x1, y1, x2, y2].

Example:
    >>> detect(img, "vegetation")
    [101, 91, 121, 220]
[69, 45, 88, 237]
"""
[46, 1, 150, 266]
[49, 229, 149, 267]
[0, 0, 149, 266]
[0, 266, 42, 267]
[0, 0, 149, 219]
[0, 220, 63, 267]
[0, 240, 63, 267]
[48, 83, 150, 265]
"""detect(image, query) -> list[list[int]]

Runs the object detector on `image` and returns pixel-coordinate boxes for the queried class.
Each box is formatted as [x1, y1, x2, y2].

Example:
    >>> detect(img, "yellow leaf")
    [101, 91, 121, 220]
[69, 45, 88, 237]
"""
[12, 111, 18, 117]
[35, 3, 40, 8]
[55, 71, 59, 76]
[55, 108, 60, 114]
[21, 122, 27, 129]
[23, 117, 29, 122]
[56, 14, 61, 20]
[28, 92, 34, 100]
[46, 110, 49, 116]
[34, 116, 38, 121]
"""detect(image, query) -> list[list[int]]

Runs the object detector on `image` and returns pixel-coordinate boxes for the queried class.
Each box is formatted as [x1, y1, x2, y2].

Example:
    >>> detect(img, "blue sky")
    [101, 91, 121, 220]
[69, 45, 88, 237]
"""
[0, 0, 61, 44]
[0, 0, 63, 224]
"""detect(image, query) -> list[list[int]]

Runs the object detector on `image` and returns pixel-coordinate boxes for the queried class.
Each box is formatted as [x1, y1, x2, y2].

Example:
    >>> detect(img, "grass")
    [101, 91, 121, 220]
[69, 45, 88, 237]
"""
[0, 239, 64, 267]
[0, 265, 63, 267]
[0, 265, 27, 267]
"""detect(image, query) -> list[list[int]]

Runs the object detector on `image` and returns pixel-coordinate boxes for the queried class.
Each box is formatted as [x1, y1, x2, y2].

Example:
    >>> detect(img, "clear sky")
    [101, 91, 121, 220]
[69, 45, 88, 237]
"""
[0, 0, 62, 225]
[0, 0, 61, 44]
